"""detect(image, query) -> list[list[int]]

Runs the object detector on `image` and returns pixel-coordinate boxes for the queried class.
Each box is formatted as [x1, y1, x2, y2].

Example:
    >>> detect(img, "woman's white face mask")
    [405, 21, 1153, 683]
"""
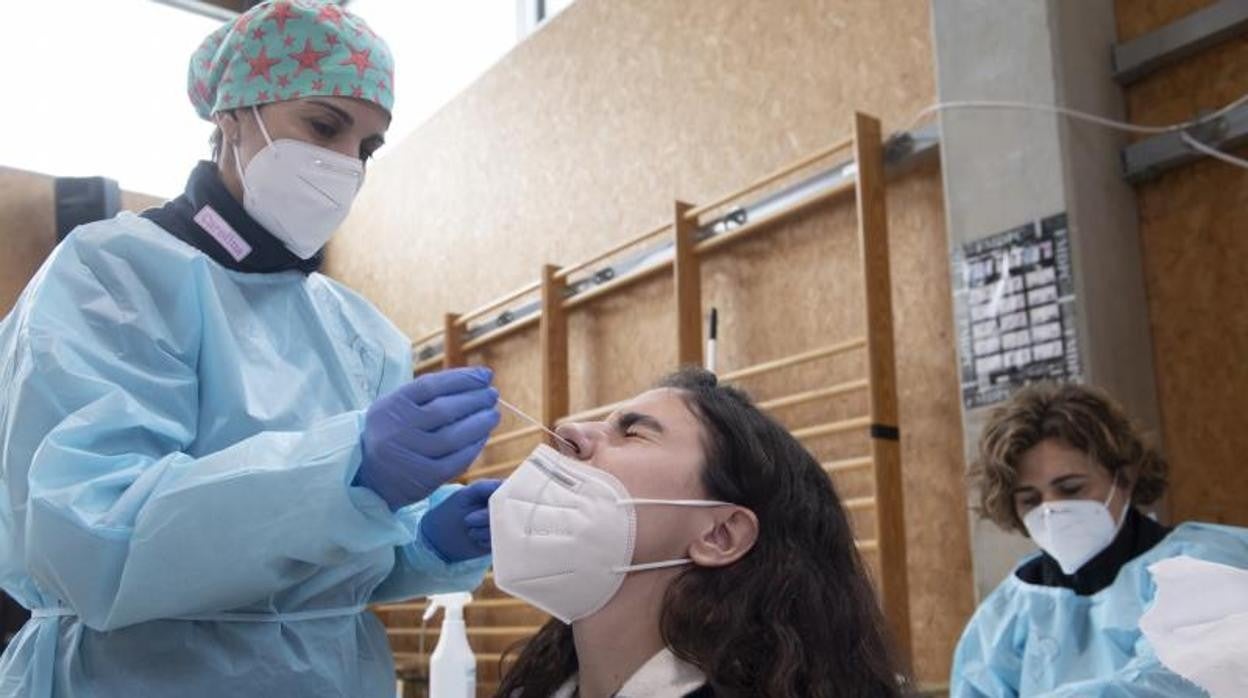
[232, 106, 364, 259]
[1023, 475, 1129, 575]
[489, 444, 731, 623]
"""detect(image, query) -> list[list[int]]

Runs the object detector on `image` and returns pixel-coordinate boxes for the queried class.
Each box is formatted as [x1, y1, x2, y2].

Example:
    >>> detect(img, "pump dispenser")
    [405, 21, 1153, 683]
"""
[423, 592, 475, 697]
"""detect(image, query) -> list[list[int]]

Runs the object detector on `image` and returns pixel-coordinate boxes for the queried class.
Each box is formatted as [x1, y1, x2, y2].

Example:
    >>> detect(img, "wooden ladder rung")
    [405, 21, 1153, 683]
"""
[466, 458, 525, 479]
[791, 416, 871, 440]
[374, 597, 534, 613]
[822, 456, 873, 474]
[413, 354, 444, 373]
[756, 378, 869, 412]
[394, 651, 506, 668]
[843, 496, 876, 511]
[487, 425, 542, 447]
[719, 338, 867, 382]
[456, 281, 542, 328]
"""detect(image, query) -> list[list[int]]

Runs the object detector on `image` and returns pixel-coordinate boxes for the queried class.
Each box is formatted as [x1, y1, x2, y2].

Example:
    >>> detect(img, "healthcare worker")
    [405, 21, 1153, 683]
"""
[0, 2, 502, 696]
[952, 383, 1248, 697]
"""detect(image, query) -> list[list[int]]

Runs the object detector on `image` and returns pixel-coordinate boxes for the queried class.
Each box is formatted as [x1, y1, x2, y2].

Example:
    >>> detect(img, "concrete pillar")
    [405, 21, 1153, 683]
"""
[931, 0, 1162, 600]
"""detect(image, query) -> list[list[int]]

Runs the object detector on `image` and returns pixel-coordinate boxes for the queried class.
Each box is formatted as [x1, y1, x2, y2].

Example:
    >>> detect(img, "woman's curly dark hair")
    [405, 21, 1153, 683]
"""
[495, 368, 907, 697]
[970, 381, 1169, 533]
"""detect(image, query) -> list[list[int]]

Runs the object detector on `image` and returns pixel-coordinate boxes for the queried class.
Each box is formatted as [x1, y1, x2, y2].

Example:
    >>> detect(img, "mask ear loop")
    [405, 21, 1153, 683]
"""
[250, 105, 275, 147]
[622, 499, 733, 508]
[1105, 471, 1132, 529]
[231, 139, 248, 195]
[230, 106, 278, 201]
[613, 559, 693, 574]
[609, 499, 735, 573]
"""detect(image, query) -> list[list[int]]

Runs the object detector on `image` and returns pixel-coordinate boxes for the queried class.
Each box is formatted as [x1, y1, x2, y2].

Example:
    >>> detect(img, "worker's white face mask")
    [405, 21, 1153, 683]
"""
[1023, 475, 1128, 575]
[489, 444, 730, 624]
[232, 106, 364, 259]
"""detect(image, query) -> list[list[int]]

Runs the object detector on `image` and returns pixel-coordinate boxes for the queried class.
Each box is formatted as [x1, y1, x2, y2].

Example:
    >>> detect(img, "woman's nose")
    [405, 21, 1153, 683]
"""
[554, 423, 602, 460]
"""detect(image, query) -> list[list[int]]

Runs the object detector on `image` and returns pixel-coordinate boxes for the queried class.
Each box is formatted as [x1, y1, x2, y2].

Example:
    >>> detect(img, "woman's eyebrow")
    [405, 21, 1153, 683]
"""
[1048, 474, 1086, 488]
[1013, 474, 1085, 495]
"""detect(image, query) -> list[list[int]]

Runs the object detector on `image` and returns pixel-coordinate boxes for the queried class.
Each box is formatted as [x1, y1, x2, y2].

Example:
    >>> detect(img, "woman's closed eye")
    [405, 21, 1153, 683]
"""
[308, 119, 339, 139]
[1050, 476, 1087, 499]
[614, 412, 665, 441]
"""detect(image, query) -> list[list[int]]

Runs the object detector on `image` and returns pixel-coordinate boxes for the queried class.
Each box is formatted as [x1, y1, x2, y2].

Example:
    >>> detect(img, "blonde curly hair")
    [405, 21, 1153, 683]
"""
[970, 382, 1168, 533]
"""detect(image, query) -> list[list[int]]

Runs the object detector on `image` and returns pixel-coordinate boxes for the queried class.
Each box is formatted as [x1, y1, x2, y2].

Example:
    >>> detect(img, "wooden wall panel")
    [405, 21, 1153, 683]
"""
[0, 167, 58, 317]
[1114, 0, 1248, 526]
[331, 0, 971, 682]
[469, 326, 545, 468]
[1, 166, 163, 317]
[568, 274, 676, 413]
[329, 0, 940, 342]
[1114, 0, 1218, 41]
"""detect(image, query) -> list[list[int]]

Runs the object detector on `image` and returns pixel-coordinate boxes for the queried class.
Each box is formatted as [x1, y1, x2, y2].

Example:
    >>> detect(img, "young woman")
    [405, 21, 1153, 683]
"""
[952, 382, 1248, 697]
[491, 368, 906, 697]
[0, 2, 501, 695]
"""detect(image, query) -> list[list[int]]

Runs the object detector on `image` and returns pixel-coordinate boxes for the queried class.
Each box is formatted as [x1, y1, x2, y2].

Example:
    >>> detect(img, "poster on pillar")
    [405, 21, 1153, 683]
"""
[952, 213, 1081, 409]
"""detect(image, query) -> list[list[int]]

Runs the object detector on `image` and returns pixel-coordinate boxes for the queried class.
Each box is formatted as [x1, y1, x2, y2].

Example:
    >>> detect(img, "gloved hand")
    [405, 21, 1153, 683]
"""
[420, 479, 501, 563]
[358, 366, 500, 510]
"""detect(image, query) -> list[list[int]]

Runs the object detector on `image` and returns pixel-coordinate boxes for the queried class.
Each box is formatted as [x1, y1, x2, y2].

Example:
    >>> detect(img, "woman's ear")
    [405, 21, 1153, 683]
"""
[1116, 464, 1138, 500]
[215, 110, 240, 147]
[688, 506, 758, 568]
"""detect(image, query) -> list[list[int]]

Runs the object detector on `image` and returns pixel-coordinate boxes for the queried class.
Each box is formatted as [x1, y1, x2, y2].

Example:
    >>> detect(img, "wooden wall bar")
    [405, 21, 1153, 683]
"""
[853, 112, 911, 662]
[442, 314, 464, 370]
[540, 264, 570, 426]
[672, 200, 703, 367]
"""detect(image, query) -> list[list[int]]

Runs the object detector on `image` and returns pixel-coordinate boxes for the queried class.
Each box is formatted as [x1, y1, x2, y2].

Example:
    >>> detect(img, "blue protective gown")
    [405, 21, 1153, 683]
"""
[0, 214, 489, 697]
[952, 522, 1248, 697]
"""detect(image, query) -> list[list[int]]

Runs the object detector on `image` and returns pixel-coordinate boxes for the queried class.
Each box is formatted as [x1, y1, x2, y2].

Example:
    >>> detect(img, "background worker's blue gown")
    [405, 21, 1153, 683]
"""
[0, 214, 488, 697]
[952, 520, 1248, 697]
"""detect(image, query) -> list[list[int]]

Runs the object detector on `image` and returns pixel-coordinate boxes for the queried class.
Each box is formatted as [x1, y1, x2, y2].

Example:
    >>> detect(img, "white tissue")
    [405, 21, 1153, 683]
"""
[1140, 555, 1248, 698]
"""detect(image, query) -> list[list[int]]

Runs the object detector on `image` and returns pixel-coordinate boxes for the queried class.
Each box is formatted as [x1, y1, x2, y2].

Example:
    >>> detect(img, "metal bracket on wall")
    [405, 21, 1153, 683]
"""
[1121, 102, 1248, 183]
[1112, 0, 1248, 85]
[414, 123, 940, 363]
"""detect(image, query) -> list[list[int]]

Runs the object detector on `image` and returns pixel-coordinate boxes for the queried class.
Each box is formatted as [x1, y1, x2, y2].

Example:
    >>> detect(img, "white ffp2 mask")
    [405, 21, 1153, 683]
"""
[232, 106, 364, 259]
[489, 444, 730, 623]
[1023, 479, 1128, 575]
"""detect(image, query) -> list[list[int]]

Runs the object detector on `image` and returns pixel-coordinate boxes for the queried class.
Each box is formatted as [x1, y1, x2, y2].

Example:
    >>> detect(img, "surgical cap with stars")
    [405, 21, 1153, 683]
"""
[188, 0, 395, 120]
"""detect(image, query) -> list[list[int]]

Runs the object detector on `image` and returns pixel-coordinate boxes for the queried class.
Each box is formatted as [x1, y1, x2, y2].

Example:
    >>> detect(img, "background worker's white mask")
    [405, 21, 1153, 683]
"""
[489, 444, 730, 624]
[1023, 476, 1129, 575]
[232, 106, 364, 259]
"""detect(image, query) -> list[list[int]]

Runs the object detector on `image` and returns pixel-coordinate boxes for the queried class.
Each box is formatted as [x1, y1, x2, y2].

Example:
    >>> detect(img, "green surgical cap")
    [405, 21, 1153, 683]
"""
[189, 0, 394, 120]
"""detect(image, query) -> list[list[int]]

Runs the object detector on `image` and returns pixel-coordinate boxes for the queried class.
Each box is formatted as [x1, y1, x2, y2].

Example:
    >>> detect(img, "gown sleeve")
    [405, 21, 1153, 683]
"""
[950, 579, 1027, 698]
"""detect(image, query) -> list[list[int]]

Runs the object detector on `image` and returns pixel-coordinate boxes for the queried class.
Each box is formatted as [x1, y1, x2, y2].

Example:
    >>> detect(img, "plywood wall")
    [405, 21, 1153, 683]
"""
[0, 166, 164, 317]
[1115, 0, 1248, 527]
[329, 0, 972, 683]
